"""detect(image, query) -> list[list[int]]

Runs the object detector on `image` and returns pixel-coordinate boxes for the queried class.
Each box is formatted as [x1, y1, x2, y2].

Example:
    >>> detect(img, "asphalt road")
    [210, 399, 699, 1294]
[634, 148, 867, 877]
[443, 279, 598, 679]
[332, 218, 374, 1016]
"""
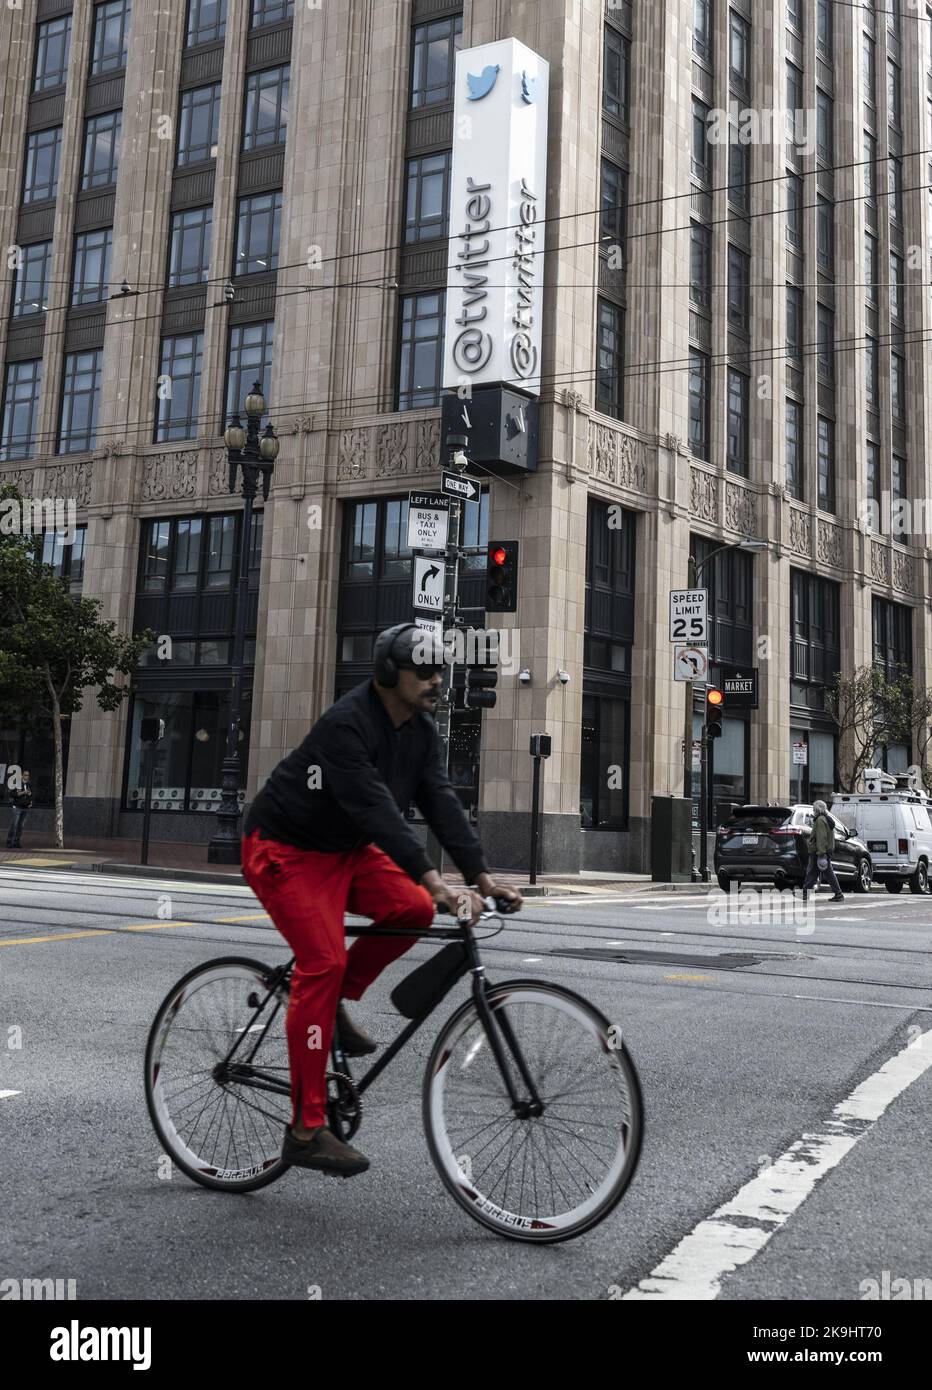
[1, 868, 930, 1302]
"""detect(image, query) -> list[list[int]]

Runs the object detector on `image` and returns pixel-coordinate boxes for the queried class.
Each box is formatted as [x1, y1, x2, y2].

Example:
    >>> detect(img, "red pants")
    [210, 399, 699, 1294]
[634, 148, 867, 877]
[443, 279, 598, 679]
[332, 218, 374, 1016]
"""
[240, 829, 434, 1128]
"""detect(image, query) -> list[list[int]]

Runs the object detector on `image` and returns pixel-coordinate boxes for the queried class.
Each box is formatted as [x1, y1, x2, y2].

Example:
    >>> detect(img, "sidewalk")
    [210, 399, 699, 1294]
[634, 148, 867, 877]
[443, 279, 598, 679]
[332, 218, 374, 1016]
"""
[0, 832, 708, 895]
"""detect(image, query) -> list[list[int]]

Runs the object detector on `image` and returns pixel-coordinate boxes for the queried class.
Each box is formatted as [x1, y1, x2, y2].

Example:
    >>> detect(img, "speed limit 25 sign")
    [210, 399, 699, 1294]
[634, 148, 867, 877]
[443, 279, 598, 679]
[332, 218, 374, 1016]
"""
[669, 588, 708, 644]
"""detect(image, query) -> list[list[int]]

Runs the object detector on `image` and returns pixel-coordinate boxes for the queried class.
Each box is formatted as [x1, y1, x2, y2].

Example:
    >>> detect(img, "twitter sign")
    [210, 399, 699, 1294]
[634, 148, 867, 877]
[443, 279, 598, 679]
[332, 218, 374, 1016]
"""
[443, 38, 549, 398]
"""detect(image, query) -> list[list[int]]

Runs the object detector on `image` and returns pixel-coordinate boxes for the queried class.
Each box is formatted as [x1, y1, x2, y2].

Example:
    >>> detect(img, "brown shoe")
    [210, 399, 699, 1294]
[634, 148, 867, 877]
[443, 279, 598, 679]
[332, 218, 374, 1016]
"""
[335, 1000, 377, 1056]
[281, 1125, 369, 1177]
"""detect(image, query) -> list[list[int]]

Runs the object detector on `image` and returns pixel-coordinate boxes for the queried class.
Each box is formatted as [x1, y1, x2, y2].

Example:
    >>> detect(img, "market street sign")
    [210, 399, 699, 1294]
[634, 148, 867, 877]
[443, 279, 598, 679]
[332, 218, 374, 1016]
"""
[407, 493, 450, 551]
[721, 665, 759, 708]
[669, 588, 708, 644]
[413, 555, 446, 613]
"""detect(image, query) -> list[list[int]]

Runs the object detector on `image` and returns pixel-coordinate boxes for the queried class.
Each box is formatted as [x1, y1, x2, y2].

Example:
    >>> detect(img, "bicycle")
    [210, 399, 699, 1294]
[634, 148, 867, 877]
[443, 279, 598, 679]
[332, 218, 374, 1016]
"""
[144, 898, 643, 1243]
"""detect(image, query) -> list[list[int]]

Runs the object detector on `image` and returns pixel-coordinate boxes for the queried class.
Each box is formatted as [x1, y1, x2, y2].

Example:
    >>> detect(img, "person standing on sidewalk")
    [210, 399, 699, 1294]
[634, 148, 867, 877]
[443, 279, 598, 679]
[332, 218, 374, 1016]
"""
[6, 770, 33, 849]
[802, 799, 844, 902]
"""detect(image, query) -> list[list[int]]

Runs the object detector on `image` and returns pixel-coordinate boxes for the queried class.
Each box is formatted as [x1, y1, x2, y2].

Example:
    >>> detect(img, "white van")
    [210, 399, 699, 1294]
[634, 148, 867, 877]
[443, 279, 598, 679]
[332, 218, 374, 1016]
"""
[832, 769, 932, 895]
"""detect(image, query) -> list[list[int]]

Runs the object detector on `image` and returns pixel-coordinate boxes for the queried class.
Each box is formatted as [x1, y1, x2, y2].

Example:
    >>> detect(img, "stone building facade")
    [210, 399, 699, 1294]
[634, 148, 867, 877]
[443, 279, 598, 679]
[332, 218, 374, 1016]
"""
[2, 0, 931, 871]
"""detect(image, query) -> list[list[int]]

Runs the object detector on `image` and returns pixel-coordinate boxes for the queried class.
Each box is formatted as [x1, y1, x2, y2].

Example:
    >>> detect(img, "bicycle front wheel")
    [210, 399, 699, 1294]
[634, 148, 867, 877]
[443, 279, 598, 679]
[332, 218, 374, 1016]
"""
[145, 956, 292, 1193]
[423, 980, 642, 1243]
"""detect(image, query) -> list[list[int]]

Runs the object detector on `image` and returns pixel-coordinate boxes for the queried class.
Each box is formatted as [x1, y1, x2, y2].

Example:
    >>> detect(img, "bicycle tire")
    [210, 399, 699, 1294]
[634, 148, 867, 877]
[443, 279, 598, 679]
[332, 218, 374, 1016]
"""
[144, 956, 292, 1193]
[422, 979, 643, 1244]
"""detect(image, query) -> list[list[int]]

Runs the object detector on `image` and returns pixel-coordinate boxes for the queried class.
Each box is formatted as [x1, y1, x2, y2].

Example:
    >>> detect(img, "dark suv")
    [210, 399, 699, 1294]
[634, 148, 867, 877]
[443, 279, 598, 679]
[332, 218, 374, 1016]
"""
[714, 804, 873, 893]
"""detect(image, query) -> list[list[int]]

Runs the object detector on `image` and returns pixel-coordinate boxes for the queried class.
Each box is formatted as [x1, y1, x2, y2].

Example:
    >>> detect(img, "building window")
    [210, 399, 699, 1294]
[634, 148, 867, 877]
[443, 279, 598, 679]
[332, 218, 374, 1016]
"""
[186, 0, 226, 46]
[890, 251, 903, 321]
[692, 98, 712, 182]
[726, 369, 749, 476]
[600, 158, 627, 247]
[225, 321, 275, 424]
[690, 222, 712, 308]
[81, 110, 122, 189]
[580, 695, 628, 829]
[71, 228, 113, 306]
[791, 569, 841, 689]
[250, 0, 294, 25]
[864, 131, 877, 205]
[729, 11, 750, 86]
[786, 171, 802, 246]
[786, 62, 803, 146]
[816, 0, 832, 58]
[817, 415, 835, 513]
[866, 441, 881, 528]
[786, 284, 803, 361]
[817, 305, 834, 381]
[887, 59, 902, 128]
[892, 454, 907, 507]
[872, 596, 912, 682]
[206, 513, 237, 588]
[787, 0, 802, 31]
[728, 137, 750, 212]
[404, 153, 451, 245]
[693, 0, 713, 64]
[33, 14, 72, 91]
[596, 298, 624, 421]
[817, 197, 834, 273]
[11, 241, 52, 317]
[155, 332, 204, 443]
[865, 337, 879, 413]
[344, 501, 377, 580]
[888, 156, 903, 222]
[397, 291, 444, 411]
[177, 84, 221, 165]
[863, 33, 876, 100]
[816, 90, 833, 164]
[0, 359, 43, 462]
[22, 126, 62, 204]
[42, 526, 86, 594]
[59, 350, 102, 454]
[410, 15, 462, 110]
[90, 0, 131, 76]
[603, 26, 630, 122]
[727, 245, 750, 331]
[688, 350, 709, 460]
[234, 190, 282, 273]
[891, 352, 906, 425]
[865, 231, 878, 302]
[242, 65, 289, 150]
[786, 398, 803, 500]
[167, 206, 213, 287]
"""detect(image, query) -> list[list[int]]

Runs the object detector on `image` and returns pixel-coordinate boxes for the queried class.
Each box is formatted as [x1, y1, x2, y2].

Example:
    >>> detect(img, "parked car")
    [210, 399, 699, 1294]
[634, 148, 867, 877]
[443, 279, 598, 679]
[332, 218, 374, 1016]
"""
[832, 773, 932, 895]
[714, 803, 873, 893]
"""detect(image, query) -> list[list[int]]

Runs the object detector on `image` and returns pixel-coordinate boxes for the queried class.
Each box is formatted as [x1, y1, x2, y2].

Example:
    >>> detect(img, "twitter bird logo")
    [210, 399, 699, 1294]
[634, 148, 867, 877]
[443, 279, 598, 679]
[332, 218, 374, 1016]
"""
[521, 71, 538, 104]
[466, 65, 500, 101]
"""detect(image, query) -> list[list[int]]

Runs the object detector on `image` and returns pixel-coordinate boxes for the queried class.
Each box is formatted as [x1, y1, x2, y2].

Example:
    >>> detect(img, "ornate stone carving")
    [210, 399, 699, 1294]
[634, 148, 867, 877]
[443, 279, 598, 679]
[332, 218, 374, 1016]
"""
[142, 451, 198, 502]
[337, 428, 369, 481]
[818, 520, 842, 568]
[870, 539, 889, 583]
[562, 390, 584, 411]
[892, 549, 914, 594]
[415, 418, 441, 473]
[787, 507, 811, 557]
[0, 466, 34, 495]
[589, 422, 617, 482]
[618, 434, 647, 492]
[377, 423, 410, 478]
[724, 482, 757, 536]
[290, 414, 315, 435]
[43, 461, 92, 508]
[665, 433, 687, 456]
[209, 449, 230, 496]
[689, 466, 717, 522]
[100, 439, 124, 460]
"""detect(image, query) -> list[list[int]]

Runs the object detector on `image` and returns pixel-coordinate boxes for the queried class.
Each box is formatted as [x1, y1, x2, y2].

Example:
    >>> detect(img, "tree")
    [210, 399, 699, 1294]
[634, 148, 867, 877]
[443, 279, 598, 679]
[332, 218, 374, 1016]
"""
[823, 665, 914, 793]
[0, 486, 151, 848]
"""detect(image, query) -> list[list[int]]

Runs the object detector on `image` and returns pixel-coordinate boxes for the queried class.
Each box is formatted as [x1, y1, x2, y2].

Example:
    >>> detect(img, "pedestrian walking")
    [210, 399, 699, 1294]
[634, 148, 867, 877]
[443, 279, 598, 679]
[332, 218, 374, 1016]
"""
[6, 770, 33, 849]
[802, 798, 844, 902]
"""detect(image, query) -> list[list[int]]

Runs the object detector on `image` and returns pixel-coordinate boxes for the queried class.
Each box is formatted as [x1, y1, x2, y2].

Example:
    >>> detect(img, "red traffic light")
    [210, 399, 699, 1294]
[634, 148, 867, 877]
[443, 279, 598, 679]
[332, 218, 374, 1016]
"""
[491, 546, 508, 567]
[706, 688, 724, 706]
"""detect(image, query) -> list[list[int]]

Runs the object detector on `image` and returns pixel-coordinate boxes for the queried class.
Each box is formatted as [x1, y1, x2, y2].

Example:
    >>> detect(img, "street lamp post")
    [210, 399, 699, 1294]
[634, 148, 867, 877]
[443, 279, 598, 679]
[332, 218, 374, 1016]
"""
[207, 382, 279, 864]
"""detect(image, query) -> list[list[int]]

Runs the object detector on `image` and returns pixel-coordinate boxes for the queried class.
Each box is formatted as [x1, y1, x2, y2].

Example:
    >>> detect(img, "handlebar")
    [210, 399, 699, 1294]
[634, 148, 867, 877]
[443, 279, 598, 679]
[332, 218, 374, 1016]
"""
[436, 893, 521, 921]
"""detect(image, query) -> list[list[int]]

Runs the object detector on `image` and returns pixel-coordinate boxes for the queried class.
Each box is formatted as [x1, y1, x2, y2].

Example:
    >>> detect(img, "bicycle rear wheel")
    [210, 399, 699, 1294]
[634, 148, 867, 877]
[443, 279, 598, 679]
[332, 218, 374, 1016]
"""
[423, 980, 642, 1243]
[145, 957, 292, 1192]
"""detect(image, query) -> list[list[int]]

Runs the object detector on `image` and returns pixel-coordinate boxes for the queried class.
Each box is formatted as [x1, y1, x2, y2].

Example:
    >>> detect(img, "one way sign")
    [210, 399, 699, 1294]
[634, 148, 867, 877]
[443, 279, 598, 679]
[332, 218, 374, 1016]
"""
[413, 555, 446, 613]
[441, 471, 480, 503]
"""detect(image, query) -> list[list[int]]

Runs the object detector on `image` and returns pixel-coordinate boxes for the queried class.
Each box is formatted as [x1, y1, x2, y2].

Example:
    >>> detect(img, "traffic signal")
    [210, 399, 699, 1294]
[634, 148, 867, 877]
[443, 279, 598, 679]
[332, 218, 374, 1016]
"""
[466, 664, 498, 709]
[705, 688, 724, 740]
[485, 540, 519, 613]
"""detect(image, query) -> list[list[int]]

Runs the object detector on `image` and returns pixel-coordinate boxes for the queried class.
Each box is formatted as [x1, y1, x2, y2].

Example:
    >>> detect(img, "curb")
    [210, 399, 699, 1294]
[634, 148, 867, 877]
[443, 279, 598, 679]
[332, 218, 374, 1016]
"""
[87, 861, 246, 886]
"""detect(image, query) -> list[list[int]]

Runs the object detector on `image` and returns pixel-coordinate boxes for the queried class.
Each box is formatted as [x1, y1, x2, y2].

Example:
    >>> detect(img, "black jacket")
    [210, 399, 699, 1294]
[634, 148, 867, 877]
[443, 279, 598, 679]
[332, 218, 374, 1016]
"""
[244, 680, 488, 884]
[11, 784, 32, 810]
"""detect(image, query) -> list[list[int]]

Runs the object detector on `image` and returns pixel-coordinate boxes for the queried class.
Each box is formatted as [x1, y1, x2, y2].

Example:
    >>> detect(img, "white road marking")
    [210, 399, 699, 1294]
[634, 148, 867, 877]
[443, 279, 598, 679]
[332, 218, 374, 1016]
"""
[623, 1027, 932, 1300]
[0, 1090, 21, 1100]
[521, 957, 543, 963]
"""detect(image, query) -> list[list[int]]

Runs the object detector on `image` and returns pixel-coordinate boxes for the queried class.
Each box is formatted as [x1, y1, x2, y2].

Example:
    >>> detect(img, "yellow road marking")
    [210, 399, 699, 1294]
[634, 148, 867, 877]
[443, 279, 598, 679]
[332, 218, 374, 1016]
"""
[665, 972, 715, 982]
[0, 921, 196, 948]
[2, 857, 78, 867]
[216, 913, 269, 923]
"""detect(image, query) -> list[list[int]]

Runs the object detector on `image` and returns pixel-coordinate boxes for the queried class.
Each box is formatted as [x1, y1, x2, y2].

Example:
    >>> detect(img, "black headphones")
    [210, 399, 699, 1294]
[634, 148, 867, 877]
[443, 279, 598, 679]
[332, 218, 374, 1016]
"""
[372, 623, 421, 688]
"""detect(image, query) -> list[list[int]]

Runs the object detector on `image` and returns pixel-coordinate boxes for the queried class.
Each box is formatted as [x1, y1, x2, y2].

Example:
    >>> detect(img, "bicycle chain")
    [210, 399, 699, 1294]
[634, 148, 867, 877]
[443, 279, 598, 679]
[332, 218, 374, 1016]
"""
[325, 1069, 362, 1141]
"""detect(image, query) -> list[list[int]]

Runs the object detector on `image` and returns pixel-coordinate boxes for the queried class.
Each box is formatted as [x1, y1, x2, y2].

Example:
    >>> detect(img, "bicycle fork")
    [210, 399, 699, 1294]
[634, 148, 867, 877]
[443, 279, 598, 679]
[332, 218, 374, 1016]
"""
[470, 967, 545, 1118]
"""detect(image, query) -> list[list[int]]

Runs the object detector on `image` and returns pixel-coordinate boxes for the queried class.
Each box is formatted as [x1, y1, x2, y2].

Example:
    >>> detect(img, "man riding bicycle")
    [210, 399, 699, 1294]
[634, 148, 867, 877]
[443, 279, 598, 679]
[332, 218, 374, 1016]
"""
[241, 623, 522, 1177]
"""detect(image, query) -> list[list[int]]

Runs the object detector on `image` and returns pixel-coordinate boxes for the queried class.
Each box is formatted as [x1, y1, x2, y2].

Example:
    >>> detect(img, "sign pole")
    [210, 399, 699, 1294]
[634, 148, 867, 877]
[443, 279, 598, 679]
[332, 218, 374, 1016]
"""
[699, 726, 710, 882]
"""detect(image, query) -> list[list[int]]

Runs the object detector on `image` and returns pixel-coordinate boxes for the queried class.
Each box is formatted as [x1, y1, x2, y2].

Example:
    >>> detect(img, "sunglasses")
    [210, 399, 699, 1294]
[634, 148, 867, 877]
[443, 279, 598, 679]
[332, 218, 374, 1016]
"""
[402, 663, 446, 680]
